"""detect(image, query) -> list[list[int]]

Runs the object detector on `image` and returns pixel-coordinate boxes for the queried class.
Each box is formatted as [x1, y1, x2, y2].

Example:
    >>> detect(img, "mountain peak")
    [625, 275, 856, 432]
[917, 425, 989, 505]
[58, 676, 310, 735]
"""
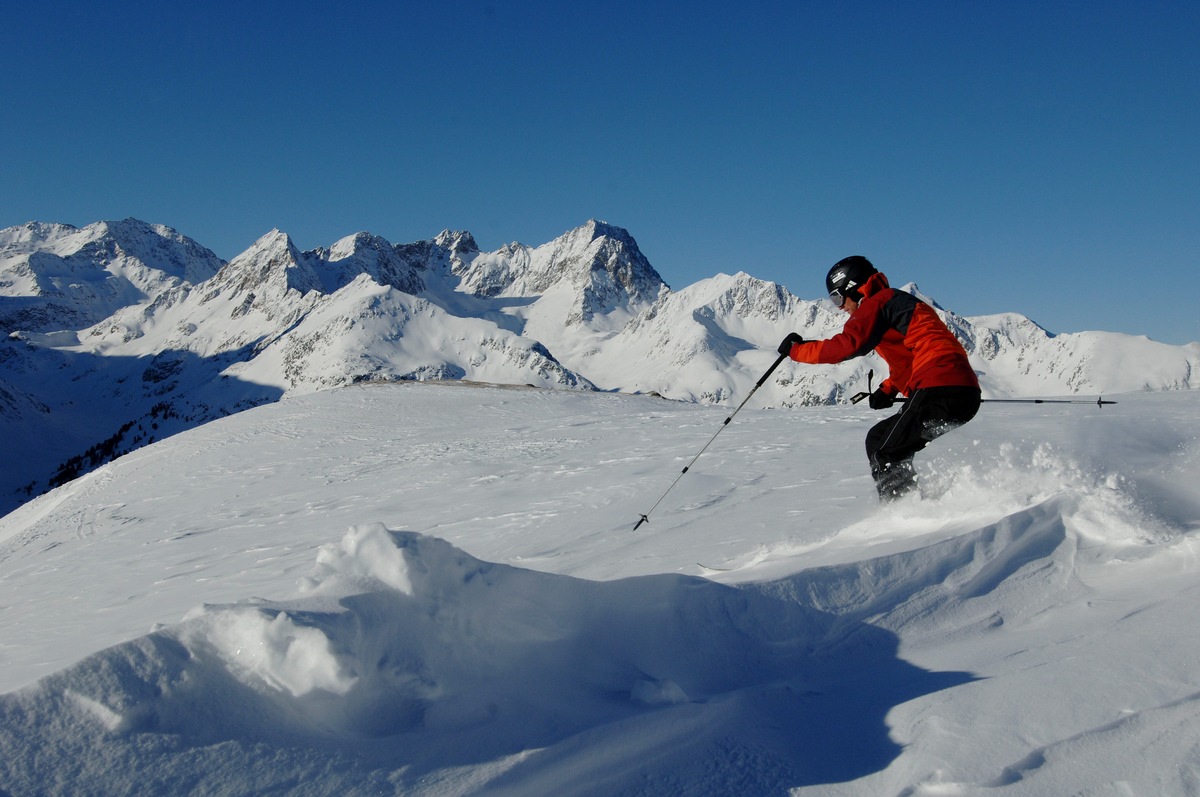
[551, 220, 638, 254]
[583, 219, 629, 241]
[255, 228, 295, 251]
[0, 221, 80, 249]
[205, 229, 320, 299]
[0, 218, 224, 333]
[322, 232, 425, 295]
[327, 231, 390, 260]
[434, 230, 479, 255]
[899, 281, 947, 311]
[452, 221, 667, 323]
[96, 217, 162, 237]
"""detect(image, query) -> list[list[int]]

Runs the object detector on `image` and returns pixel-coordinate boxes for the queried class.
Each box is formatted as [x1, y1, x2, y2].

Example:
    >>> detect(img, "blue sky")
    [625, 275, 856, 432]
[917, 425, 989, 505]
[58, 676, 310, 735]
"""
[4, 1, 1197, 344]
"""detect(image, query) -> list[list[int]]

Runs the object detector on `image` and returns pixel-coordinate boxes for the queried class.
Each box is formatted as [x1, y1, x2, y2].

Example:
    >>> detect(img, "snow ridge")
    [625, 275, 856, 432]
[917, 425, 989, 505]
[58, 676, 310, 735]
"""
[0, 522, 951, 794]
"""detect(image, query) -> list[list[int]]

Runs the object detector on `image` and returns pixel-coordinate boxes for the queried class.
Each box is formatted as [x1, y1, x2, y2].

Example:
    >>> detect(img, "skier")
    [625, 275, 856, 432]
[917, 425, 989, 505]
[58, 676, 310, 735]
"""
[777, 256, 981, 501]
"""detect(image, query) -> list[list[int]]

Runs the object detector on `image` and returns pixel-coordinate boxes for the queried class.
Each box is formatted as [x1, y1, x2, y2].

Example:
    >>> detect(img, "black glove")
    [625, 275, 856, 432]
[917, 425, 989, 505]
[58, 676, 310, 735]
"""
[868, 388, 896, 410]
[777, 332, 803, 356]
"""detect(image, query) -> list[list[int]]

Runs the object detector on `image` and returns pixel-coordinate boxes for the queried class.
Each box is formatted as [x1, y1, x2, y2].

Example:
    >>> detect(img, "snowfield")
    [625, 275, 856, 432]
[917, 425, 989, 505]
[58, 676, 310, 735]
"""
[1, 382, 1198, 795]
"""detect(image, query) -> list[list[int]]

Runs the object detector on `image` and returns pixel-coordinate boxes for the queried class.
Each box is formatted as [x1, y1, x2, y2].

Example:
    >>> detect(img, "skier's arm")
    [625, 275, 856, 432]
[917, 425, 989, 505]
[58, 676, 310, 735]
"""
[790, 302, 887, 365]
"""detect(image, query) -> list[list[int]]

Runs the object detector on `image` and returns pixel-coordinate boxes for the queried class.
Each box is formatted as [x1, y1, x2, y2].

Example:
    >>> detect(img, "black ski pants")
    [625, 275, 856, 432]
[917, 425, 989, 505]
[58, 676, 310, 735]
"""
[865, 385, 981, 500]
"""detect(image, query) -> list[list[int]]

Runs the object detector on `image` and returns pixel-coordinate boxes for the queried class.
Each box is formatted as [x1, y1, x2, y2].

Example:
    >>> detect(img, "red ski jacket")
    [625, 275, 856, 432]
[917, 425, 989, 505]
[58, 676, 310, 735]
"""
[787, 272, 979, 396]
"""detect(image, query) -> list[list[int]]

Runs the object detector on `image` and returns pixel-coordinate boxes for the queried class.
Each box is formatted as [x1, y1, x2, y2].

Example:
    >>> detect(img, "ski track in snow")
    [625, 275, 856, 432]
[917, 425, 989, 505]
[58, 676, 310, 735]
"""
[0, 383, 1199, 796]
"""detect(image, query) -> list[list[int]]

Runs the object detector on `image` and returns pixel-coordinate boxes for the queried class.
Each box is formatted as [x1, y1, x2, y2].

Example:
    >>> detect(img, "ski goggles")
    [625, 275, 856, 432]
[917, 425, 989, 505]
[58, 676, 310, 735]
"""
[828, 289, 848, 307]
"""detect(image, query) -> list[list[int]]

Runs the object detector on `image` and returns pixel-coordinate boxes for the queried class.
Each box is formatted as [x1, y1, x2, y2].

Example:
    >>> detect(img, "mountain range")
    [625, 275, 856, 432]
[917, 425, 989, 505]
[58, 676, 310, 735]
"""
[3, 217, 1198, 515]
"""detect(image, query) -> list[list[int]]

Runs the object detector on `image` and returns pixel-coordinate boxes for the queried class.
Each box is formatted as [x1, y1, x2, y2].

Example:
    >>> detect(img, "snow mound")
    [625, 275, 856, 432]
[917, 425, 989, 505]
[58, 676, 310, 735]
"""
[0, 523, 988, 795]
[186, 523, 840, 740]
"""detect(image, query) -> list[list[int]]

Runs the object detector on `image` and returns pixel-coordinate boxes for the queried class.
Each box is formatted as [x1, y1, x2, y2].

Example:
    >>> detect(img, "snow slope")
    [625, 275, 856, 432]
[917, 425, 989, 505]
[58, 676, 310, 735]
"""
[1, 383, 1198, 795]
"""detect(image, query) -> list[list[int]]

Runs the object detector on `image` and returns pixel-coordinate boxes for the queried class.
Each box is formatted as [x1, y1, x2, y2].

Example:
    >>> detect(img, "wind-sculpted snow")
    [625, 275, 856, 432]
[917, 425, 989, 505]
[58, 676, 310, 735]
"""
[0, 523, 973, 795]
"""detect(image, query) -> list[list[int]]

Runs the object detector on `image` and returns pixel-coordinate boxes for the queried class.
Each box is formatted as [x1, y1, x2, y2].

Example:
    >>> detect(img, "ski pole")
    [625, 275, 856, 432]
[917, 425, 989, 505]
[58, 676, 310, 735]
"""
[850, 370, 1116, 407]
[633, 351, 789, 531]
[978, 397, 1117, 406]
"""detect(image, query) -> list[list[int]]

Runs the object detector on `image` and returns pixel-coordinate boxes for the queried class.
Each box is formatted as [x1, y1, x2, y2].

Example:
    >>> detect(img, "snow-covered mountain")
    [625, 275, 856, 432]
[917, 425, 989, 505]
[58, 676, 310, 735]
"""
[3, 217, 1199, 516]
[0, 219, 224, 333]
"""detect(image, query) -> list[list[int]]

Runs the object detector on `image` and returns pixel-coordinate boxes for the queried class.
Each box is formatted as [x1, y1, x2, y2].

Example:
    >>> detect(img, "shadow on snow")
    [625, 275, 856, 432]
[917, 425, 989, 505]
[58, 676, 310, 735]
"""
[0, 528, 977, 796]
